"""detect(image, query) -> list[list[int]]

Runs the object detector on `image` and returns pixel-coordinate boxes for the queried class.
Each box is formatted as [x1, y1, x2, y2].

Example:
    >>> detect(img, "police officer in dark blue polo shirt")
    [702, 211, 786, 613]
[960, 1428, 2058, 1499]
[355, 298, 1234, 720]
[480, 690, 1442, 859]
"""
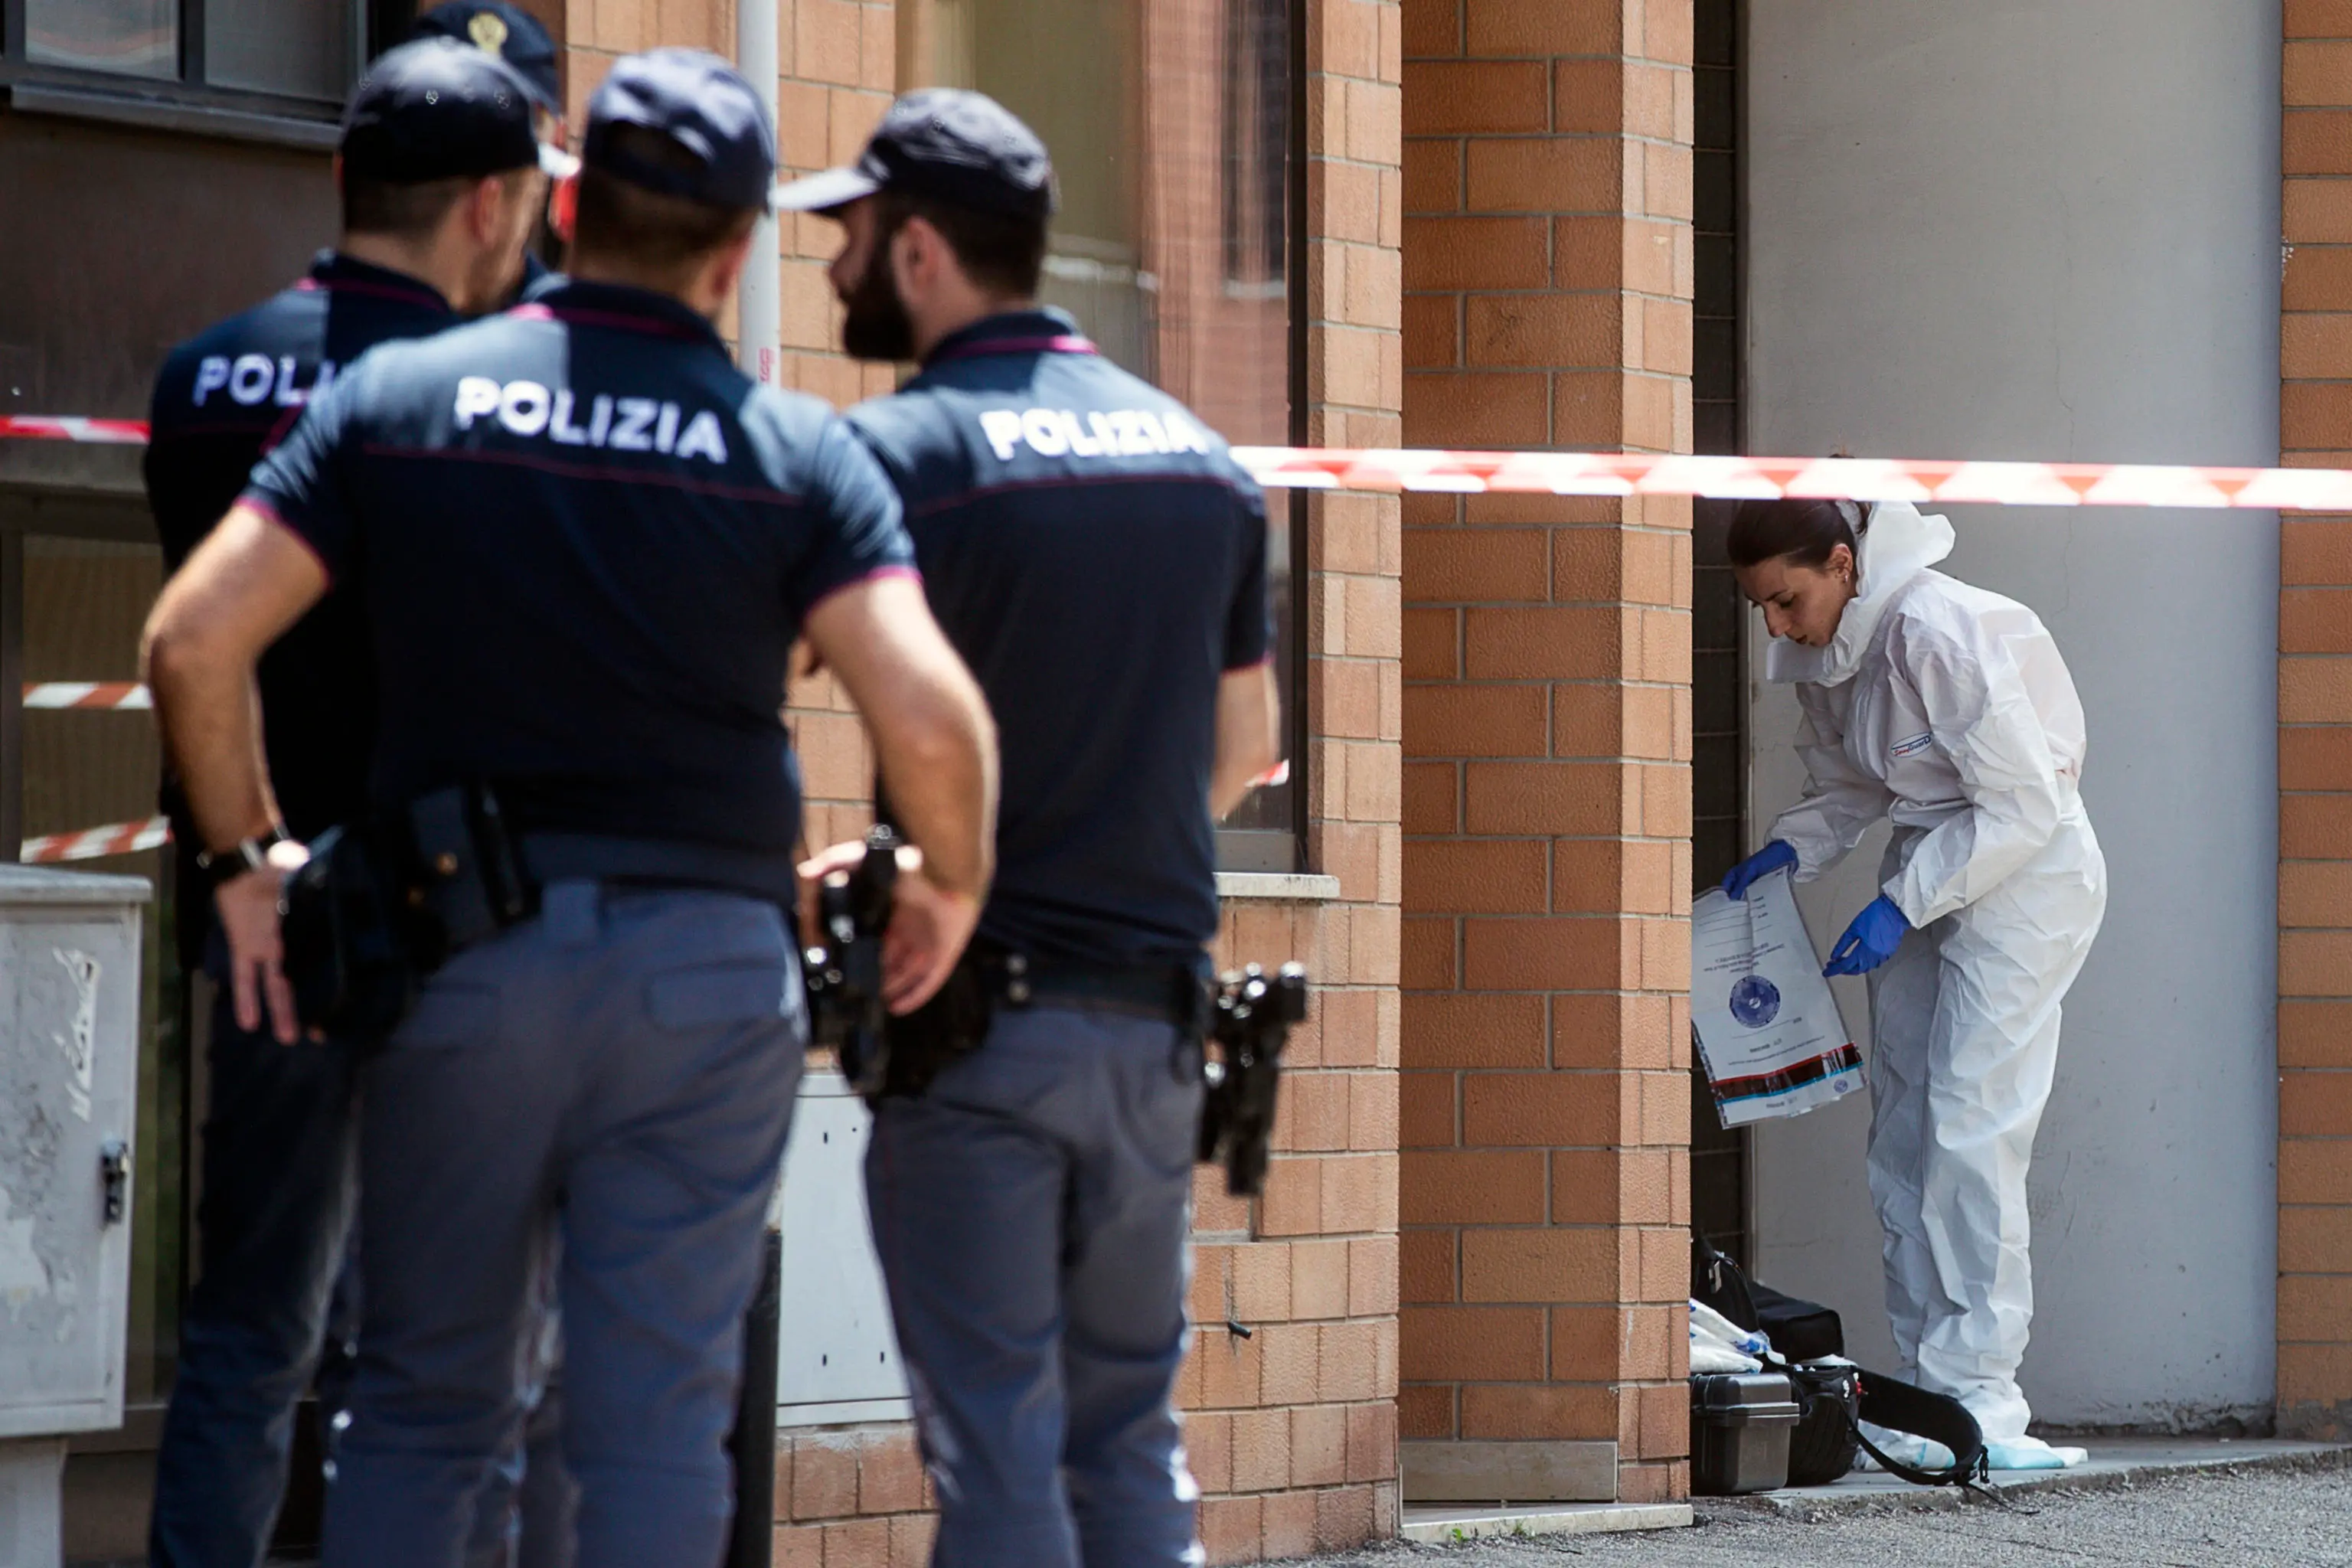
[142, 49, 997, 1568]
[144, 38, 567, 1568]
[780, 90, 1282, 1568]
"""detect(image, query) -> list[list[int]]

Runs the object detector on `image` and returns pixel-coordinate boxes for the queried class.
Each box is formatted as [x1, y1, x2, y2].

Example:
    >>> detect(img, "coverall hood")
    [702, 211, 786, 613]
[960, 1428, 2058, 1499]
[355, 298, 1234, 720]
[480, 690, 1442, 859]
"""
[1763, 500, 1955, 688]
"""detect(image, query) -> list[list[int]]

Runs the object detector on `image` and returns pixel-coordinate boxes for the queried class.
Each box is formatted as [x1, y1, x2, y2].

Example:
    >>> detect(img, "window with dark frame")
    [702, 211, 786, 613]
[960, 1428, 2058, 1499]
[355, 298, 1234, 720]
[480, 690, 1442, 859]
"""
[2, 0, 378, 118]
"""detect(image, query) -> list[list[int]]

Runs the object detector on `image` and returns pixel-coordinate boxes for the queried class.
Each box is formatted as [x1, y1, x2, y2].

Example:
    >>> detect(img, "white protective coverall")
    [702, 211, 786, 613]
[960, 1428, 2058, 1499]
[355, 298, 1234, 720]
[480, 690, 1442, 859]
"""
[1766, 500, 2106, 1442]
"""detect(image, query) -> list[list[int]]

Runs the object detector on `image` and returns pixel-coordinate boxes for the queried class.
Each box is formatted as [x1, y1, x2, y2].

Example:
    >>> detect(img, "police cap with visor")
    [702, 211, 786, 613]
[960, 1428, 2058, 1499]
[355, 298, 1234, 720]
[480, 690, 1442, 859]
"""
[773, 87, 1056, 220]
[410, 1, 562, 116]
[341, 37, 574, 183]
[582, 47, 777, 211]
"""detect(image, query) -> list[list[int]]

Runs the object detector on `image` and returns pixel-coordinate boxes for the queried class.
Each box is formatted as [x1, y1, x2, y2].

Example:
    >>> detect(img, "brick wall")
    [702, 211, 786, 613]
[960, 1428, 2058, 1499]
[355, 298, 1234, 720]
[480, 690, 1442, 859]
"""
[1178, 0, 1409, 1560]
[1397, 0, 1694, 1504]
[555, 0, 1406, 1559]
[2281, 0, 2352, 1441]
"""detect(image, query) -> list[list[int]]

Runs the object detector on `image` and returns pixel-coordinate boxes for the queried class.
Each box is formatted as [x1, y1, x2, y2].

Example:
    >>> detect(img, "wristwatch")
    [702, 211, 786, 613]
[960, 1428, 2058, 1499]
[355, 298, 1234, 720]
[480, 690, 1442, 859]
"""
[194, 826, 292, 888]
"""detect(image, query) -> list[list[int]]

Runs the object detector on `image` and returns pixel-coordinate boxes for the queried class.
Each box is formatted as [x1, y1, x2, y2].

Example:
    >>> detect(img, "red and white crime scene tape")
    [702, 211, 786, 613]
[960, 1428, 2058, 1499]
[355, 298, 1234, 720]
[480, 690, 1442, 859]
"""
[14, 410, 2352, 508]
[22, 817, 171, 864]
[1227, 447, 2352, 510]
[15, 684, 165, 859]
[24, 681, 150, 710]
[0, 416, 149, 446]
[11, 419, 2339, 855]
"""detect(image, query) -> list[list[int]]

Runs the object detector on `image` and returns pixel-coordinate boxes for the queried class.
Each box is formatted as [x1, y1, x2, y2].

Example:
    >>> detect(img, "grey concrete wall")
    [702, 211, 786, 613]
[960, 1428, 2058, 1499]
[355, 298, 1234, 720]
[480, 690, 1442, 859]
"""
[1743, 0, 2282, 1429]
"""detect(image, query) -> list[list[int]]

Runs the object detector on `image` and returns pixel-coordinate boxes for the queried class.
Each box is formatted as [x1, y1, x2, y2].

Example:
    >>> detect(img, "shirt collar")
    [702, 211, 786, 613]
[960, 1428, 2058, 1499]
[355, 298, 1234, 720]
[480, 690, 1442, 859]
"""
[511, 278, 728, 351]
[923, 308, 1097, 368]
[303, 250, 452, 313]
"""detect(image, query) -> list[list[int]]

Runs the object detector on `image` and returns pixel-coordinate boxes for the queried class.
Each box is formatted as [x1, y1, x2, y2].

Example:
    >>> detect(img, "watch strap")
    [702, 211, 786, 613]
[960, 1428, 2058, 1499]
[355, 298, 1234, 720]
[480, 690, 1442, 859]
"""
[196, 827, 291, 887]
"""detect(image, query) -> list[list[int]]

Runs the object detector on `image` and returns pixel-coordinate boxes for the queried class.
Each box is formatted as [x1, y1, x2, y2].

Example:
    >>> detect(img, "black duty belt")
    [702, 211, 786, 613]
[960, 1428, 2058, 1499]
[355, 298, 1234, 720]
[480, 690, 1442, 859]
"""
[987, 949, 1209, 1031]
[521, 831, 799, 908]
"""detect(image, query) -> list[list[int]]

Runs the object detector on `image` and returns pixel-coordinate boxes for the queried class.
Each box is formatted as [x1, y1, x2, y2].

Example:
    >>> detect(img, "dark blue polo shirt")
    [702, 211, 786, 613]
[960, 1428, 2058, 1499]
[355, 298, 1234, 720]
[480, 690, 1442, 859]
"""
[848, 309, 1271, 967]
[148, 252, 456, 960]
[243, 277, 912, 874]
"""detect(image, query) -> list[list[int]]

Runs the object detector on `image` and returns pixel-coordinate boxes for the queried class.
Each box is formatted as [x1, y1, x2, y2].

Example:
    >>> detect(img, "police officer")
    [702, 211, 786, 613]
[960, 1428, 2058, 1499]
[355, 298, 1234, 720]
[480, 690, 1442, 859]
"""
[142, 48, 996, 1568]
[413, 2, 569, 298]
[413, 2, 563, 127]
[780, 91, 1281, 1568]
[143, 38, 566, 1568]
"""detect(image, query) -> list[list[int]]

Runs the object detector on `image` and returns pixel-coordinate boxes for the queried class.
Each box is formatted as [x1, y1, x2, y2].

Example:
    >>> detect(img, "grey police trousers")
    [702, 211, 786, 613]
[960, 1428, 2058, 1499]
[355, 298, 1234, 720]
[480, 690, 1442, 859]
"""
[866, 1003, 1207, 1568]
[322, 883, 804, 1568]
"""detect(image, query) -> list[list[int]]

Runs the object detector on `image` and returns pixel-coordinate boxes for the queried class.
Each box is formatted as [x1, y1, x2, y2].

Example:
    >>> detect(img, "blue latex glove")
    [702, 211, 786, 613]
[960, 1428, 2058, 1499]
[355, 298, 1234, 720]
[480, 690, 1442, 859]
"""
[1824, 895, 1909, 976]
[1721, 841, 1798, 900]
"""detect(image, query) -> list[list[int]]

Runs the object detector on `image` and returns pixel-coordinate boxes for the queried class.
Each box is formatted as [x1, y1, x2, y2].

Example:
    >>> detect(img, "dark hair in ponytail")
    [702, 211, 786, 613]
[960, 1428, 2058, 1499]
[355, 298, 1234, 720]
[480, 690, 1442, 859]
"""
[1727, 498, 1865, 570]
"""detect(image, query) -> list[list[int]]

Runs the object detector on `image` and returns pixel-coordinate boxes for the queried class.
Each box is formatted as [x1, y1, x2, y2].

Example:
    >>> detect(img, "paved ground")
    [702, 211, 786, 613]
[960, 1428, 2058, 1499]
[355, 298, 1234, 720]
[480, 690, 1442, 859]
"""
[1305, 1452, 2352, 1566]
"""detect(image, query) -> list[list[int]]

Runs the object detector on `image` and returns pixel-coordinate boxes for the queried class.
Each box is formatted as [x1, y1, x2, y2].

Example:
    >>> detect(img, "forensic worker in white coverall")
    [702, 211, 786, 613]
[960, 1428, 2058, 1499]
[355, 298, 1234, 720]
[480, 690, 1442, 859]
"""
[1719, 496, 2106, 1472]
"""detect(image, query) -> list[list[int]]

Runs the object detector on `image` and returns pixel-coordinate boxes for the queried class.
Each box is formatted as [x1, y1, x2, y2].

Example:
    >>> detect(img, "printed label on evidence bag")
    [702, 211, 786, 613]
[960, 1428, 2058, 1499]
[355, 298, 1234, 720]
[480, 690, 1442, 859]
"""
[1689, 867, 1864, 1129]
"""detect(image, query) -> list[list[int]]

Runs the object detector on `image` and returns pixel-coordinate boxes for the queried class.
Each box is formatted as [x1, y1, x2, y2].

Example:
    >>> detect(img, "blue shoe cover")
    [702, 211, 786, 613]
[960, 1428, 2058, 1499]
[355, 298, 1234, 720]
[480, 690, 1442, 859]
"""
[1984, 1436, 2088, 1471]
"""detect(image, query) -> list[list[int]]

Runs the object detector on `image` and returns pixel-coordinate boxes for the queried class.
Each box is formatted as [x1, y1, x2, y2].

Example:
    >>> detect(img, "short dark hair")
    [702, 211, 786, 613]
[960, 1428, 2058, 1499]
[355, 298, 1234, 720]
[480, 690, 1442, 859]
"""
[341, 172, 477, 240]
[1728, 498, 1865, 570]
[877, 190, 1047, 298]
[573, 126, 760, 273]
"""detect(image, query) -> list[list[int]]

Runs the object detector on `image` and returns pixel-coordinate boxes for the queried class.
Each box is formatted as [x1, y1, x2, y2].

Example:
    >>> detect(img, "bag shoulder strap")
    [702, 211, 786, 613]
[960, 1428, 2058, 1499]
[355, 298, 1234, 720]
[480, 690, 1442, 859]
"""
[1851, 1366, 1989, 1488]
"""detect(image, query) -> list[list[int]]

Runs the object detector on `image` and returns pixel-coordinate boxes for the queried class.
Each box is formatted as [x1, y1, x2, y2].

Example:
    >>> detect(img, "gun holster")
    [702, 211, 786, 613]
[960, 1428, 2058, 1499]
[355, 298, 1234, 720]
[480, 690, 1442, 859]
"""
[876, 949, 997, 1104]
[281, 783, 538, 1044]
[1197, 962, 1311, 1197]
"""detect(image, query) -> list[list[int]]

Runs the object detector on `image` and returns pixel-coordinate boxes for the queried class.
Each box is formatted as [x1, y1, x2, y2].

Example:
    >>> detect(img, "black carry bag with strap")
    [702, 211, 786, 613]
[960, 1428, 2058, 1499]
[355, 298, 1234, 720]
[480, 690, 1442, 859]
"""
[1690, 1229, 1988, 1490]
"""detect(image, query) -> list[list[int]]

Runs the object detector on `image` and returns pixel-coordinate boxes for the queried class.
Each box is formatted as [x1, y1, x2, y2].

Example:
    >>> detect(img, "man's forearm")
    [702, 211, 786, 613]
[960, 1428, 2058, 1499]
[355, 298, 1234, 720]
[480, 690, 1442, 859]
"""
[804, 574, 1000, 901]
[149, 649, 279, 851]
[141, 503, 328, 850]
[871, 687, 996, 900]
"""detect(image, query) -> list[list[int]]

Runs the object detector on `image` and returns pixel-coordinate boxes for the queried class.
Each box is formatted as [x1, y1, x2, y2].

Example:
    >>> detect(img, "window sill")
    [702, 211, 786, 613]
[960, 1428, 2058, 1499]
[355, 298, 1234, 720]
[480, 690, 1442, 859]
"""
[8, 83, 340, 151]
[1216, 871, 1341, 903]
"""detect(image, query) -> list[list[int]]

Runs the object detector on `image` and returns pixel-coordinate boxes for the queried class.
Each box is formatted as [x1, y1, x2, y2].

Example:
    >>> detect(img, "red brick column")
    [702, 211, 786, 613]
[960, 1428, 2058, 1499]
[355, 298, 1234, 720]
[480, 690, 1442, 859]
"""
[1184, 1, 1407, 1558]
[1396, 0, 1694, 1504]
[2280, 0, 2352, 1439]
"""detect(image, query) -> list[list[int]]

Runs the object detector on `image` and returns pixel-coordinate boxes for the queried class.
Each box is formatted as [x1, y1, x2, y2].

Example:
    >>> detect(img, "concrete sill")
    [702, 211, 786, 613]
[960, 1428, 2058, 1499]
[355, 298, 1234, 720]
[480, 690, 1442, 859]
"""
[1402, 1502, 1692, 1544]
[1215, 871, 1341, 902]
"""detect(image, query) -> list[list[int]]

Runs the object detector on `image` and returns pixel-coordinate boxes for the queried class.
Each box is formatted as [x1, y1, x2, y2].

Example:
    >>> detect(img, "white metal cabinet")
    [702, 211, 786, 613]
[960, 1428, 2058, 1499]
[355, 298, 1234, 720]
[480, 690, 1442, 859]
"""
[774, 1070, 910, 1427]
[0, 865, 149, 1568]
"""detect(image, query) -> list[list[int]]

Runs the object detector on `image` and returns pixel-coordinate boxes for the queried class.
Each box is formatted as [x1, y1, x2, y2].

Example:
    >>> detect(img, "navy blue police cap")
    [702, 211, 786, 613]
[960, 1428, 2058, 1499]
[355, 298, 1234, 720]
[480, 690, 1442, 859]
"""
[583, 48, 776, 211]
[773, 88, 1056, 221]
[411, 2, 562, 116]
[341, 38, 573, 183]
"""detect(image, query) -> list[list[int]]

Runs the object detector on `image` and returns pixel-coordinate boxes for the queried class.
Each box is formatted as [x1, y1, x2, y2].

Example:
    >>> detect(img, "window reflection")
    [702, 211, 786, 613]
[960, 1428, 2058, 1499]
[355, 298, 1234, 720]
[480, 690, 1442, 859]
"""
[25, 0, 178, 80]
[207, 0, 358, 102]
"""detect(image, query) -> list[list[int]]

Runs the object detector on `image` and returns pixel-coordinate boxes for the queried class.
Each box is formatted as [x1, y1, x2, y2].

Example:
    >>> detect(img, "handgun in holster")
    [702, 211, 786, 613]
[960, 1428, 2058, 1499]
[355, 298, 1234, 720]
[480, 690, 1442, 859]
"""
[1197, 962, 1310, 1197]
[280, 782, 539, 1046]
[801, 824, 900, 1098]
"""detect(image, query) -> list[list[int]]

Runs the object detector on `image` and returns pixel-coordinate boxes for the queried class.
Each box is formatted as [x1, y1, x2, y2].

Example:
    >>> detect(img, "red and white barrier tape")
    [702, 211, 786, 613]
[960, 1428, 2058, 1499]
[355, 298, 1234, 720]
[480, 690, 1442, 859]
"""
[1230, 448, 2352, 509]
[8, 413, 2352, 508]
[0, 416, 150, 446]
[24, 681, 150, 710]
[22, 816, 170, 864]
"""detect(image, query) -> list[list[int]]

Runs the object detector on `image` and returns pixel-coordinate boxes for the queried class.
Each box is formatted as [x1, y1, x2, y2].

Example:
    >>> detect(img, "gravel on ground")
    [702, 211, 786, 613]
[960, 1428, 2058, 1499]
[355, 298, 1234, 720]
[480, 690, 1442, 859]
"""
[1295, 1455, 2352, 1567]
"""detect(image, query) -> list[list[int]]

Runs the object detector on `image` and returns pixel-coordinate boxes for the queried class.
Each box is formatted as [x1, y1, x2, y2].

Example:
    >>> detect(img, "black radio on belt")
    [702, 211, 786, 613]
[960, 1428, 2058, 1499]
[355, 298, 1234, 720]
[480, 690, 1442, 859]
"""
[800, 824, 900, 1096]
[1197, 963, 1309, 1197]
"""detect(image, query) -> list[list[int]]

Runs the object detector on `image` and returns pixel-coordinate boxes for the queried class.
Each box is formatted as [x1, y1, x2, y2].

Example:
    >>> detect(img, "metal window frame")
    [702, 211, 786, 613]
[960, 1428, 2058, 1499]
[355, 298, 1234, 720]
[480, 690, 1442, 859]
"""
[0, 0, 374, 135]
[1213, 0, 1309, 877]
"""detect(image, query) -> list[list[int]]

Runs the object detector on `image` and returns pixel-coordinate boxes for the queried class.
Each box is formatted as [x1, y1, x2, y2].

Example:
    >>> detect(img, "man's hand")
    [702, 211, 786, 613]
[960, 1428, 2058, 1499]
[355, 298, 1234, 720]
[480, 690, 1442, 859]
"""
[800, 839, 981, 1014]
[214, 838, 312, 1044]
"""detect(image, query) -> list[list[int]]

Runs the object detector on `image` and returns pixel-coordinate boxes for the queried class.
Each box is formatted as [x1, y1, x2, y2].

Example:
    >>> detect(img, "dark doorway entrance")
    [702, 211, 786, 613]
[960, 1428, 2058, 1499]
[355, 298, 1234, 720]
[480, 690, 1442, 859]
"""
[1688, 0, 1749, 1265]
